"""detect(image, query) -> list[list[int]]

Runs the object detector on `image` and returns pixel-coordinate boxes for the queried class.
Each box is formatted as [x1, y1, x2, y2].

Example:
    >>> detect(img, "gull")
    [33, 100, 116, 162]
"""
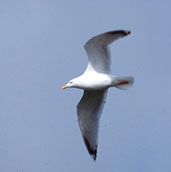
[62, 30, 134, 160]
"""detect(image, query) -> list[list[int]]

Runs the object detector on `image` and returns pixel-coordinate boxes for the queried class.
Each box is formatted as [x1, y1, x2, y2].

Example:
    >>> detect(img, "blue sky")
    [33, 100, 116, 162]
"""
[0, 0, 171, 171]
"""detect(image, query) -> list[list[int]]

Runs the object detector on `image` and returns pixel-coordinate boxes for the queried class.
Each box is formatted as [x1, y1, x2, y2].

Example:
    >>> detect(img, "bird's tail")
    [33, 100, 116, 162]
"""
[114, 77, 134, 90]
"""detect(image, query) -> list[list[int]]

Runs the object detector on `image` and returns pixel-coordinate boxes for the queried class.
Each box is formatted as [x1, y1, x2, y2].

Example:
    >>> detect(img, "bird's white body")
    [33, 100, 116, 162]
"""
[73, 72, 115, 90]
[62, 30, 134, 160]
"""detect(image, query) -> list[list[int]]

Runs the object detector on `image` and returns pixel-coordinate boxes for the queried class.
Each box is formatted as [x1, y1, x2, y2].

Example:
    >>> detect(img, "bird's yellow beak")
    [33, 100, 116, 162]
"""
[62, 85, 68, 90]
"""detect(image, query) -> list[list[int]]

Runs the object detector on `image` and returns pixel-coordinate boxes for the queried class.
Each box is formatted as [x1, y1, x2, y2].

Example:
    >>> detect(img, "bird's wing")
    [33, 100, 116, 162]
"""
[77, 89, 108, 160]
[84, 30, 131, 74]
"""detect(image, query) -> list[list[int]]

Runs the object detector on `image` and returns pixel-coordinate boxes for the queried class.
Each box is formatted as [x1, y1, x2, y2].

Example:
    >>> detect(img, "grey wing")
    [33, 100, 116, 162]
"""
[84, 30, 131, 74]
[77, 89, 108, 160]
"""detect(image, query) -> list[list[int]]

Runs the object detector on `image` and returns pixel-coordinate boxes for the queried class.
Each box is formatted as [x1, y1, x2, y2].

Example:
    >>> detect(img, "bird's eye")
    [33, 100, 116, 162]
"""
[69, 81, 73, 84]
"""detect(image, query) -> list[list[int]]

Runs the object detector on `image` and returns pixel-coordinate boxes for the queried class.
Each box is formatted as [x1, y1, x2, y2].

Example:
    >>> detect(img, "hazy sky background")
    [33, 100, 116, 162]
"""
[0, 0, 171, 171]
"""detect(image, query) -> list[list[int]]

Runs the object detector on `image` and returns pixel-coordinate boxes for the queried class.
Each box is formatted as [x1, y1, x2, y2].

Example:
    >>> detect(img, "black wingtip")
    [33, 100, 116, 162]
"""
[124, 30, 131, 36]
[83, 136, 97, 161]
[108, 30, 131, 36]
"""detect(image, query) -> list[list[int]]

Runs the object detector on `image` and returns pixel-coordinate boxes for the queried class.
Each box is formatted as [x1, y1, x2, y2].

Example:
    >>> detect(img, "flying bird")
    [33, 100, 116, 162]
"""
[62, 30, 134, 160]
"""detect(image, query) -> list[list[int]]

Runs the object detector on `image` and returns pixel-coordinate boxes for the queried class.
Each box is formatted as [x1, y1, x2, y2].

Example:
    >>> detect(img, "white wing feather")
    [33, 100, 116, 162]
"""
[77, 89, 107, 160]
[84, 30, 131, 74]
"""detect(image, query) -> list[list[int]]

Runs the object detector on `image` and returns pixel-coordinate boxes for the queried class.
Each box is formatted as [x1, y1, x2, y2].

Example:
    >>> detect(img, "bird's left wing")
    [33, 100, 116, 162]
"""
[84, 30, 131, 74]
[77, 89, 107, 160]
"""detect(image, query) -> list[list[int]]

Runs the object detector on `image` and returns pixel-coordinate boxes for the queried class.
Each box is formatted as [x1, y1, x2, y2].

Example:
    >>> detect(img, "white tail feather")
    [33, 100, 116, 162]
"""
[115, 77, 134, 90]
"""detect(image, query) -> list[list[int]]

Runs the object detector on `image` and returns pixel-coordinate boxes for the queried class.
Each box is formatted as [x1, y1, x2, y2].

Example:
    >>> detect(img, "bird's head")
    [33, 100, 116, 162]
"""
[62, 79, 76, 90]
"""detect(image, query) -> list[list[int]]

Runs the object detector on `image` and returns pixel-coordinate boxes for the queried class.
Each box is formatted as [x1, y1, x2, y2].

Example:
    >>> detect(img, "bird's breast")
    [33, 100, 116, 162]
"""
[79, 73, 112, 90]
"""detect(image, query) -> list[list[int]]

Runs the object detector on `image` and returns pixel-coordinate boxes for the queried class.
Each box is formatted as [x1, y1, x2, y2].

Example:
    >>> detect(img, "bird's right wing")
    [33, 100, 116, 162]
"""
[84, 30, 131, 74]
[77, 89, 107, 160]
